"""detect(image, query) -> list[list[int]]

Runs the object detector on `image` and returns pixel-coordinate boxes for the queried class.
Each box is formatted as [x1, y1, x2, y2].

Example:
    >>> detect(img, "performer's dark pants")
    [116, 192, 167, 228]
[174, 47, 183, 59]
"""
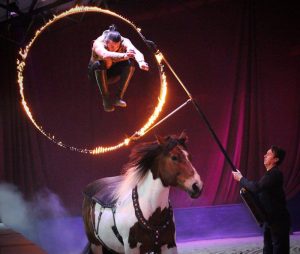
[88, 59, 135, 111]
[263, 222, 290, 254]
[88, 60, 135, 88]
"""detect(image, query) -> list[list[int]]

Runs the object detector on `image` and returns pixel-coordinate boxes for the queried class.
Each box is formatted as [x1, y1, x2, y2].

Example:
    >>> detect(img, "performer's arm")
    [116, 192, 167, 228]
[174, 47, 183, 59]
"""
[93, 38, 131, 61]
[232, 169, 261, 192]
[123, 38, 149, 71]
[240, 177, 260, 193]
[233, 169, 278, 193]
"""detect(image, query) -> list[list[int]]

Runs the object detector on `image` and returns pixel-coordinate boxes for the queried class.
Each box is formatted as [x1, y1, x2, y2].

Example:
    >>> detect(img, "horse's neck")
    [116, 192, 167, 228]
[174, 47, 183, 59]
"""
[137, 170, 170, 217]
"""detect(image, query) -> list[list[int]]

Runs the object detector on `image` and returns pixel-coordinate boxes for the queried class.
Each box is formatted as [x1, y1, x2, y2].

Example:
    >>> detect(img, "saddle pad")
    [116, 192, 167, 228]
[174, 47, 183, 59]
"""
[83, 175, 124, 208]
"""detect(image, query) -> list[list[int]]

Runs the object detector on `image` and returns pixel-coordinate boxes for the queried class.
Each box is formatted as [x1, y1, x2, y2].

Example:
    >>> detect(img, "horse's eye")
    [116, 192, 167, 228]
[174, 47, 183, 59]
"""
[171, 156, 178, 161]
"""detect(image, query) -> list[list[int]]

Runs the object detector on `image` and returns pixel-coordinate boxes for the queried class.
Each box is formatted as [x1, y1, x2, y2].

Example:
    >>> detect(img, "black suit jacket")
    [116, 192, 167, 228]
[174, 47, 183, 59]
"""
[240, 166, 290, 225]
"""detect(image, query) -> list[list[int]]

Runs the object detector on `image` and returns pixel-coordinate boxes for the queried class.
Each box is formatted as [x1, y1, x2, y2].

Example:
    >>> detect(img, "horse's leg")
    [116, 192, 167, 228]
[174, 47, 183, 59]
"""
[81, 242, 92, 254]
[82, 242, 104, 254]
[161, 246, 178, 254]
[123, 242, 139, 254]
[91, 243, 103, 254]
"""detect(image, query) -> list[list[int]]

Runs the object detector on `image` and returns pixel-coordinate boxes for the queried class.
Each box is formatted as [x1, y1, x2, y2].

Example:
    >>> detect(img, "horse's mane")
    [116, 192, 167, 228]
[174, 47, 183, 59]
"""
[113, 140, 162, 202]
[113, 134, 188, 203]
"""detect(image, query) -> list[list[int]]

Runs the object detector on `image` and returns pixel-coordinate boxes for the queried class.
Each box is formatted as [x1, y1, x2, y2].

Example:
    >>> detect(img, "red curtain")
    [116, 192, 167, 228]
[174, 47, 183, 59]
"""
[1, 0, 299, 213]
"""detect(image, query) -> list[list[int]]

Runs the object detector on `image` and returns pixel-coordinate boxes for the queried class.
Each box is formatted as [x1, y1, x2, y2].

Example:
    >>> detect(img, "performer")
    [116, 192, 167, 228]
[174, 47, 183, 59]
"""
[232, 146, 290, 254]
[88, 24, 149, 112]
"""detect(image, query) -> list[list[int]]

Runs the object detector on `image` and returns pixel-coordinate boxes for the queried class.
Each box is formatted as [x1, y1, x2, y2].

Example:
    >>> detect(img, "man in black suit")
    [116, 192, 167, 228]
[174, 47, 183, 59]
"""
[232, 146, 290, 254]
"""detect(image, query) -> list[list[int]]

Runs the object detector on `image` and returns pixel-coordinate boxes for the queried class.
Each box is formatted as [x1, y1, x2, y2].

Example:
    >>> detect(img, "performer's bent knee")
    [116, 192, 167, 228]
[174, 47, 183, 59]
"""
[89, 60, 107, 71]
[88, 60, 107, 80]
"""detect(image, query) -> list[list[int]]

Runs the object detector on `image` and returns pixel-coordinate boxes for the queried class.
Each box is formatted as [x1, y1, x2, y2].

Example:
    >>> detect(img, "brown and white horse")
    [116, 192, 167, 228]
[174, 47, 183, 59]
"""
[82, 132, 203, 254]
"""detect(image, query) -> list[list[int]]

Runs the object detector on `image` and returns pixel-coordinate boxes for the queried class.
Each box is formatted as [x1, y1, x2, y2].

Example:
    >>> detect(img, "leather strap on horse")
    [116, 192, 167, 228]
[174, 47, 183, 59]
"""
[111, 206, 124, 245]
[96, 206, 104, 233]
[93, 204, 123, 253]
[132, 186, 173, 246]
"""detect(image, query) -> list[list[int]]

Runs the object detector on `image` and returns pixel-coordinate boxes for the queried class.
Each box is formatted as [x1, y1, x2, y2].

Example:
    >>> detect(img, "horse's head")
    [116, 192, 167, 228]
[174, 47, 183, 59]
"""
[153, 132, 203, 198]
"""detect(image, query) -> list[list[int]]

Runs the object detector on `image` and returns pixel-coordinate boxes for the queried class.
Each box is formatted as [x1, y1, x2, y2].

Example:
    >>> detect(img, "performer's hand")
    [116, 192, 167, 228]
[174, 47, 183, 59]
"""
[127, 49, 135, 54]
[138, 61, 149, 71]
[124, 52, 135, 59]
[232, 169, 243, 182]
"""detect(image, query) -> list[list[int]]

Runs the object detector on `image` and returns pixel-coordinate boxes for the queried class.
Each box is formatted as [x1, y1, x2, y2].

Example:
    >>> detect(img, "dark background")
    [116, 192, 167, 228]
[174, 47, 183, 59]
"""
[1, 0, 300, 216]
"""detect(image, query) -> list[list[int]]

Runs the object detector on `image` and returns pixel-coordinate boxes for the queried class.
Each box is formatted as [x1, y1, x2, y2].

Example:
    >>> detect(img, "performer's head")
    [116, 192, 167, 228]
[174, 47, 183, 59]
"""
[264, 145, 286, 169]
[105, 24, 121, 52]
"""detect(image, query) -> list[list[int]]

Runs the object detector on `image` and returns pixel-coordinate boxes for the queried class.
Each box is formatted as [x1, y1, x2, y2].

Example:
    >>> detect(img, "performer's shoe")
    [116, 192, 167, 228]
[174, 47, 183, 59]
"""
[103, 98, 115, 112]
[103, 103, 115, 112]
[114, 98, 127, 108]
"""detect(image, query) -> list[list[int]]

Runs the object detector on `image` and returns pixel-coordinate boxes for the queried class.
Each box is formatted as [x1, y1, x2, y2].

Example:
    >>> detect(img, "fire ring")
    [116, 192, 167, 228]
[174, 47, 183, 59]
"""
[16, 6, 167, 155]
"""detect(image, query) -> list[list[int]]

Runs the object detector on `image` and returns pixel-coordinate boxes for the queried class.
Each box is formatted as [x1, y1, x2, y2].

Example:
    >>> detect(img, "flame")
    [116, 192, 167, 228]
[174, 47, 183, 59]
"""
[17, 6, 167, 155]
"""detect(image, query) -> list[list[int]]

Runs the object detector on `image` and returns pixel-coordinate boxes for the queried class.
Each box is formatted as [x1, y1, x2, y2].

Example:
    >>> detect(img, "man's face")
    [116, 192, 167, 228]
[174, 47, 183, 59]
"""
[106, 40, 121, 52]
[264, 149, 278, 170]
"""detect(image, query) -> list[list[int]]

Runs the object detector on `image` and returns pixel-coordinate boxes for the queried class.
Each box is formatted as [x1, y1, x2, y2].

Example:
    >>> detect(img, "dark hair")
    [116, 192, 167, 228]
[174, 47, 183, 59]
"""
[105, 24, 121, 43]
[271, 145, 286, 165]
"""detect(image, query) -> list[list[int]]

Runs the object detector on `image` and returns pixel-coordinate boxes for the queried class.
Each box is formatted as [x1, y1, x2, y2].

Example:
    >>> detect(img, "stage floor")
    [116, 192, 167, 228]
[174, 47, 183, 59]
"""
[1, 221, 300, 254]
[177, 233, 300, 254]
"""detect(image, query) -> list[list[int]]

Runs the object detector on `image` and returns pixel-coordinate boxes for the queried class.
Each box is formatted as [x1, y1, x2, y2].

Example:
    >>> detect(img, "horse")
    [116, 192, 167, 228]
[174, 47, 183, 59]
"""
[82, 132, 204, 254]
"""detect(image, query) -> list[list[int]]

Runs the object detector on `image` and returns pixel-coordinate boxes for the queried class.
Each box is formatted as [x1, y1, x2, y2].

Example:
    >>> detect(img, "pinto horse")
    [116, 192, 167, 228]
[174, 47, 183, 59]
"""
[82, 132, 203, 254]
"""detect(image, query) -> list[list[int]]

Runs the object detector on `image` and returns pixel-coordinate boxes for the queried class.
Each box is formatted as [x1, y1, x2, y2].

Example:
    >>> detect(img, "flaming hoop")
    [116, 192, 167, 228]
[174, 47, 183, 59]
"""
[17, 6, 167, 155]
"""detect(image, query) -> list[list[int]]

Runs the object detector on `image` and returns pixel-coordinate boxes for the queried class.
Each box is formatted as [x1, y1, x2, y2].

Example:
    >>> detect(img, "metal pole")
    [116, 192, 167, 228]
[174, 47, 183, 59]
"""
[161, 53, 237, 172]
[139, 99, 192, 136]
[136, 32, 237, 172]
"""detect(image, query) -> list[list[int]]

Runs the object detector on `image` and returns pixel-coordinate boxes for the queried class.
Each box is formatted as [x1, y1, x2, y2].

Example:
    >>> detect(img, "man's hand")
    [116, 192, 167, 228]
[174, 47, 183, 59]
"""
[123, 52, 135, 59]
[232, 169, 243, 182]
[138, 60, 149, 71]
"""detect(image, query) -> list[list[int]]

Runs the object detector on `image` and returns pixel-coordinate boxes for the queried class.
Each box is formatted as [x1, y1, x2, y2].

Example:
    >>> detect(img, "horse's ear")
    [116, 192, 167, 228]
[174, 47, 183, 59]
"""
[156, 135, 166, 145]
[178, 131, 188, 145]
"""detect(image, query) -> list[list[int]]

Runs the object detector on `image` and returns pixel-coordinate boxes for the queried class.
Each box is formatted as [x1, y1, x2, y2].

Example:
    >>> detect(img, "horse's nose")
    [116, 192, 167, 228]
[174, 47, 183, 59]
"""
[191, 182, 202, 198]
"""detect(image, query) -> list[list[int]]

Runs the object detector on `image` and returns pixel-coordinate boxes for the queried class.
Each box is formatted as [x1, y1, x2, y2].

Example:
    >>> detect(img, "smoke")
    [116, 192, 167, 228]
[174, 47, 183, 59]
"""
[0, 183, 87, 254]
[0, 183, 38, 240]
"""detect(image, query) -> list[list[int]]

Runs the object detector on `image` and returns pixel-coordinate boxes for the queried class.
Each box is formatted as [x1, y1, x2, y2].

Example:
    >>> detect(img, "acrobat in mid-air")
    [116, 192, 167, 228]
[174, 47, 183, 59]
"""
[88, 24, 149, 112]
